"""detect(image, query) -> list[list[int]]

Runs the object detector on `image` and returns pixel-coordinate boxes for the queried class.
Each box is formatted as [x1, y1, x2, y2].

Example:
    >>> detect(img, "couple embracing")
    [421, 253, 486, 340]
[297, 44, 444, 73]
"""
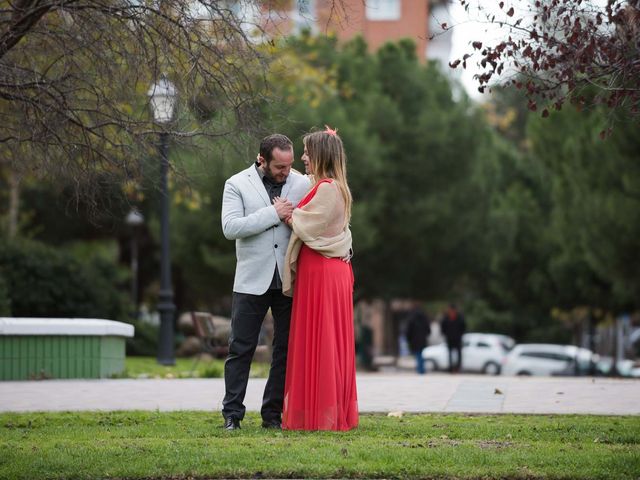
[220, 128, 358, 431]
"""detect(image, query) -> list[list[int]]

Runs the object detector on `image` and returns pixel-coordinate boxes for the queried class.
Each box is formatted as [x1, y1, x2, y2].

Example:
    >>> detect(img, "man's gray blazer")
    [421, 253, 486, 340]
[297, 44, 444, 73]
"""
[222, 165, 311, 295]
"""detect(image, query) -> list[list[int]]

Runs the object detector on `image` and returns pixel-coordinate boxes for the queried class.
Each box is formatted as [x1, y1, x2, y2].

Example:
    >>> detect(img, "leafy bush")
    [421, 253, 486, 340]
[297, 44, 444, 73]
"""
[201, 363, 224, 378]
[125, 320, 160, 356]
[0, 239, 129, 320]
[0, 274, 11, 316]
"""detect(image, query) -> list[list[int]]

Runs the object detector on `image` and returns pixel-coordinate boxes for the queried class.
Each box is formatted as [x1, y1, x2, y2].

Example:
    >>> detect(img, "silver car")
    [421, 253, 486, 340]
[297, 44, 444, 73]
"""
[501, 344, 595, 376]
[421, 333, 515, 375]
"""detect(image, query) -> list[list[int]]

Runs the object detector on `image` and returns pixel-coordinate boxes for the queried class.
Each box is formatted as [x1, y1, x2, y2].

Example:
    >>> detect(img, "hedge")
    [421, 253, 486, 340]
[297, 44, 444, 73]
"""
[0, 239, 129, 320]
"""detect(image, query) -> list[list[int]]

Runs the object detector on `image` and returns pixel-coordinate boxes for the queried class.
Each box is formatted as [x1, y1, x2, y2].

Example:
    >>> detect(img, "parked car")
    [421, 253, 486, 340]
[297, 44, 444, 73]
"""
[596, 357, 640, 378]
[421, 333, 515, 375]
[501, 344, 595, 376]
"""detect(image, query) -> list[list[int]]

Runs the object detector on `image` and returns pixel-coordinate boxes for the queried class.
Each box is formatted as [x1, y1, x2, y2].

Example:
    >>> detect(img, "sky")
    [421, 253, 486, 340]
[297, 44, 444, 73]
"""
[445, 1, 514, 100]
[444, 0, 609, 99]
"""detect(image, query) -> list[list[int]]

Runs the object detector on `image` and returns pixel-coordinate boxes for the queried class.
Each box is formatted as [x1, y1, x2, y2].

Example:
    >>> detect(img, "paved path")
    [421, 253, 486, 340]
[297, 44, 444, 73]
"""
[2, 373, 639, 415]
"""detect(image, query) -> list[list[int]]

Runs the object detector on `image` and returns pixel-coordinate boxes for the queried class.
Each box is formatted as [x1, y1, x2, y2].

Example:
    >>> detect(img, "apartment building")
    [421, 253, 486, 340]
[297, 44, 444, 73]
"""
[255, 0, 453, 63]
[315, 0, 429, 59]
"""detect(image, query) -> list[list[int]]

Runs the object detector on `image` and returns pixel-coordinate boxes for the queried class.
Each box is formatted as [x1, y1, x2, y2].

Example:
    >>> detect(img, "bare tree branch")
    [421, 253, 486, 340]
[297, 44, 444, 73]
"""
[0, 0, 285, 187]
[451, 0, 640, 125]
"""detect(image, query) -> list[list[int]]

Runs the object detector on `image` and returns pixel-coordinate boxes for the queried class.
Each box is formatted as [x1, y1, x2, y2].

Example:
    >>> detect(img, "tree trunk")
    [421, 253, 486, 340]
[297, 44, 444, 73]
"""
[7, 169, 20, 239]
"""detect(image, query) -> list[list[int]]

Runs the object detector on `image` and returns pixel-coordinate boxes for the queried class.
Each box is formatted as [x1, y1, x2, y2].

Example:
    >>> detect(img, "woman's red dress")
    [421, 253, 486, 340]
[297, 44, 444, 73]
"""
[282, 183, 359, 431]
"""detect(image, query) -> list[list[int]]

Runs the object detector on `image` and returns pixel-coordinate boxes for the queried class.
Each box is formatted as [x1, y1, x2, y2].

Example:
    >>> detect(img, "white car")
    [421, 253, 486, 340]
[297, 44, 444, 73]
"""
[501, 343, 595, 376]
[596, 357, 640, 378]
[421, 333, 515, 375]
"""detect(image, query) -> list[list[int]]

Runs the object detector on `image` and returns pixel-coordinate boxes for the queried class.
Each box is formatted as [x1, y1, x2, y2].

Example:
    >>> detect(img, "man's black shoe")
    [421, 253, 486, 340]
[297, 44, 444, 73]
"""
[224, 417, 241, 430]
[261, 420, 282, 430]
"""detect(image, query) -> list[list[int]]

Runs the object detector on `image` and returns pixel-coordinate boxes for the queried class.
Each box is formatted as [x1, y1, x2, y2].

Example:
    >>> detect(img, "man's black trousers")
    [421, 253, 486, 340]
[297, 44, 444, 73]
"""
[447, 341, 463, 373]
[222, 289, 292, 423]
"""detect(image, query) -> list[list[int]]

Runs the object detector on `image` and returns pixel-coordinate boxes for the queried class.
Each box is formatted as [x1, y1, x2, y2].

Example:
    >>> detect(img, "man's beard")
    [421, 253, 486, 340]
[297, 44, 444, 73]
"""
[263, 163, 285, 184]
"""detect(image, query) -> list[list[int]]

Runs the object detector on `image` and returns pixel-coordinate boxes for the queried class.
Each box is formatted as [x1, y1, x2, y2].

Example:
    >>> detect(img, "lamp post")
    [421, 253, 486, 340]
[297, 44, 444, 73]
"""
[125, 209, 144, 319]
[147, 75, 177, 366]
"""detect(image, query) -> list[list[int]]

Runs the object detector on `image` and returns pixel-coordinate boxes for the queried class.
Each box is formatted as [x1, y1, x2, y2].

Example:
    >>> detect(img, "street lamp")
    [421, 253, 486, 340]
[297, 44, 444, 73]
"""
[147, 75, 177, 366]
[125, 209, 144, 320]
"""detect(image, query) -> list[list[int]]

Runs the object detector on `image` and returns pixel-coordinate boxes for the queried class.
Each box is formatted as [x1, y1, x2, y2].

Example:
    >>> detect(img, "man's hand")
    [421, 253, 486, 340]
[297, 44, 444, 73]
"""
[273, 196, 294, 220]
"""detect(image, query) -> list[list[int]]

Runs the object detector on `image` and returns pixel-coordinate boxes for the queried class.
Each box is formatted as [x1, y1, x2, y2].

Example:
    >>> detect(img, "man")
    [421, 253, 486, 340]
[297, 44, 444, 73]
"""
[440, 304, 466, 373]
[405, 303, 431, 375]
[221, 134, 310, 430]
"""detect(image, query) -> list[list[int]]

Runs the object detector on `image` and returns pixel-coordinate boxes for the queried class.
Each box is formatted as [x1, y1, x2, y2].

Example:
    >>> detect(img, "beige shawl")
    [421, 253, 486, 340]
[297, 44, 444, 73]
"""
[282, 180, 352, 297]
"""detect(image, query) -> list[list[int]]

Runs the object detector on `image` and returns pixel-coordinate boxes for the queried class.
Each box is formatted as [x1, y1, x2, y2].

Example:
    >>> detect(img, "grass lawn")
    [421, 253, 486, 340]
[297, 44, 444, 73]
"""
[116, 356, 270, 379]
[0, 412, 638, 479]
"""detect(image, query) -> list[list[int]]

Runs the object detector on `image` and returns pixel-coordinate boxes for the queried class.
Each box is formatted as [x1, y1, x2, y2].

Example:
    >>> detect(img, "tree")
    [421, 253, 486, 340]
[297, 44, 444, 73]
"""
[464, 114, 564, 340]
[449, 0, 640, 129]
[0, 1, 363, 234]
[465, 83, 640, 341]
[158, 33, 500, 310]
[0, 0, 268, 184]
[528, 103, 640, 310]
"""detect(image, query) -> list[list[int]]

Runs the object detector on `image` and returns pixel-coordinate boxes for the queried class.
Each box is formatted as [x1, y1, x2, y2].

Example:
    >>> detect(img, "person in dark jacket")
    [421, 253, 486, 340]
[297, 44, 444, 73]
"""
[405, 304, 431, 374]
[440, 304, 466, 373]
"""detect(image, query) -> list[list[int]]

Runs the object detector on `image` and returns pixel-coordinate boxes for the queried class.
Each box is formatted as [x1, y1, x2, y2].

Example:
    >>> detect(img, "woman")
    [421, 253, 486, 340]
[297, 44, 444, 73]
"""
[279, 127, 358, 431]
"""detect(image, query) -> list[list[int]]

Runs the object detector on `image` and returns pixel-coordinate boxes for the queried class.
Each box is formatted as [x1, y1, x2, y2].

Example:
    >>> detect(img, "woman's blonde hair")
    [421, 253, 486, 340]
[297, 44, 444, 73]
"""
[303, 129, 352, 221]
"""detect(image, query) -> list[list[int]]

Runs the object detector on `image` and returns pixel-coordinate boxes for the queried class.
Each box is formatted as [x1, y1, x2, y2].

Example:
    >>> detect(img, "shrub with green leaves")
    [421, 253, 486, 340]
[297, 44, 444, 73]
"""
[125, 320, 160, 356]
[0, 239, 129, 320]
[0, 274, 11, 316]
